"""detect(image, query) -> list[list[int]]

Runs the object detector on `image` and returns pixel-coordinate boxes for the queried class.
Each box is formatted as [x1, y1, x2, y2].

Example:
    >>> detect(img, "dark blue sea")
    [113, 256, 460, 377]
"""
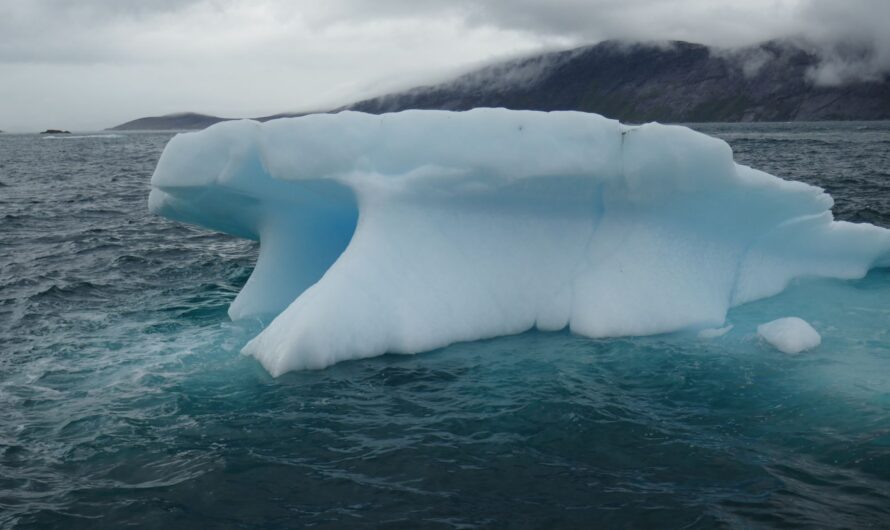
[1, 123, 889, 529]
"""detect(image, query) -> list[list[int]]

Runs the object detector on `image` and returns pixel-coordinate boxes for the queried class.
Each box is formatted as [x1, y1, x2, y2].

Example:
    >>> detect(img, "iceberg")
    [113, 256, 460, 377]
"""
[148, 109, 890, 375]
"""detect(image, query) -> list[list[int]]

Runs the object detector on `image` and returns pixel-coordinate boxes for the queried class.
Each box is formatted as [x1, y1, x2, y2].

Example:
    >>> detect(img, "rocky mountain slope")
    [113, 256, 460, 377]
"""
[344, 40, 890, 122]
[109, 40, 890, 129]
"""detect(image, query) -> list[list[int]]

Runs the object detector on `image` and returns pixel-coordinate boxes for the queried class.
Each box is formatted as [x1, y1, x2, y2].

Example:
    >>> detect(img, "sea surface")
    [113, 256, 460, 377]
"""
[1, 122, 889, 529]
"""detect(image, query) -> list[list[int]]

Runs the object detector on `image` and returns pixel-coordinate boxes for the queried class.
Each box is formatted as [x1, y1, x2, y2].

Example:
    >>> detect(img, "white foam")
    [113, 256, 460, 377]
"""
[698, 325, 734, 339]
[42, 134, 124, 140]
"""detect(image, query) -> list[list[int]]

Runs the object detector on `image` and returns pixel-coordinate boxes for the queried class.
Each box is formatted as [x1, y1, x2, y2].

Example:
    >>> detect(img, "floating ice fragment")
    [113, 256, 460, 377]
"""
[757, 317, 822, 354]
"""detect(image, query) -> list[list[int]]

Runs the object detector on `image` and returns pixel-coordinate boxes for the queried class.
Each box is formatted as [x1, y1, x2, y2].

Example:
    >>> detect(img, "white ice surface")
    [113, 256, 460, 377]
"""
[757, 317, 822, 354]
[148, 109, 890, 375]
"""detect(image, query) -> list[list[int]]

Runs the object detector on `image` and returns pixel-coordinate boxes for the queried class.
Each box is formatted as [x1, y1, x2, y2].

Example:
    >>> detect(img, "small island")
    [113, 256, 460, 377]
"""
[41, 129, 71, 134]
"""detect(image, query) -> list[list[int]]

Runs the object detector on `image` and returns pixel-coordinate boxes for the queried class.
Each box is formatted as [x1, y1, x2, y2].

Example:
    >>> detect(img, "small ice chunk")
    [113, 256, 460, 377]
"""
[757, 317, 821, 354]
[698, 325, 733, 339]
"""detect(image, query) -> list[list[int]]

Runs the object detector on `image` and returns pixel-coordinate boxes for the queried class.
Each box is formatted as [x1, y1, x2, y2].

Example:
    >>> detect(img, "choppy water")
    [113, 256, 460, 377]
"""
[1, 123, 889, 529]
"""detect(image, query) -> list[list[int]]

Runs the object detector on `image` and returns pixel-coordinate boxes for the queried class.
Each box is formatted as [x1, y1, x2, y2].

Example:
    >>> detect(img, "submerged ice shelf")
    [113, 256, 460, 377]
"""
[148, 109, 890, 375]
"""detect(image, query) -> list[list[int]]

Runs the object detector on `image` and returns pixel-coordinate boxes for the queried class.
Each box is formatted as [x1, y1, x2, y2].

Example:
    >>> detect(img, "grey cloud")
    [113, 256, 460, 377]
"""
[328, 0, 793, 46]
[328, 0, 890, 84]
[1, 0, 887, 130]
[797, 0, 890, 85]
[0, 0, 211, 62]
[5, 0, 889, 76]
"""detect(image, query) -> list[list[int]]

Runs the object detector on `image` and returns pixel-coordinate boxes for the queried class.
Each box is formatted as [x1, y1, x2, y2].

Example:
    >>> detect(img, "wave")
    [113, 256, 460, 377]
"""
[42, 134, 124, 140]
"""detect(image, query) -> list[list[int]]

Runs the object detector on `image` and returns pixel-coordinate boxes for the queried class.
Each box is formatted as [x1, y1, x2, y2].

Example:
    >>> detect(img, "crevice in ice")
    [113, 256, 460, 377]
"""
[150, 143, 360, 320]
[566, 182, 606, 333]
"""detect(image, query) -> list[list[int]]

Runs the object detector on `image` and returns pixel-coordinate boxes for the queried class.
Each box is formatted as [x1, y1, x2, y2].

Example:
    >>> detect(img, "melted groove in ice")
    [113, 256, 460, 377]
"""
[149, 109, 890, 375]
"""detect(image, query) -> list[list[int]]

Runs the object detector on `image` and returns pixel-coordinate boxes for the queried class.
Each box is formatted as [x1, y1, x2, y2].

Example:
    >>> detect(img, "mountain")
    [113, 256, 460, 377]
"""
[344, 40, 890, 122]
[108, 40, 890, 130]
[108, 112, 231, 131]
[106, 111, 313, 131]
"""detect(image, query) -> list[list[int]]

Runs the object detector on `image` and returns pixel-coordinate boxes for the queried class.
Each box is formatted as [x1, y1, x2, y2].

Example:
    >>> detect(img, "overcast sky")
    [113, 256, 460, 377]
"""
[1, 0, 887, 131]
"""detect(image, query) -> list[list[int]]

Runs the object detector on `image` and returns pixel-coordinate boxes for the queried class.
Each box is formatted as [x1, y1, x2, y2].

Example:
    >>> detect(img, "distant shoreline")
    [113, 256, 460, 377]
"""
[106, 113, 890, 133]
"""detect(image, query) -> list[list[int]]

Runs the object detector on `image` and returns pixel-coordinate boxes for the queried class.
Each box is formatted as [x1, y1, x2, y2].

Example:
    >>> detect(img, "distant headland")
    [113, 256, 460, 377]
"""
[108, 39, 890, 131]
[108, 111, 309, 131]
[108, 113, 230, 131]
[41, 129, 71, 134]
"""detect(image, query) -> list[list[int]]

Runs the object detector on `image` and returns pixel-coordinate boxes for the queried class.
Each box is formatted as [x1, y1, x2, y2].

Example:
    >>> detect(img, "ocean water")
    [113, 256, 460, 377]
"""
[1, 122, 889, 529]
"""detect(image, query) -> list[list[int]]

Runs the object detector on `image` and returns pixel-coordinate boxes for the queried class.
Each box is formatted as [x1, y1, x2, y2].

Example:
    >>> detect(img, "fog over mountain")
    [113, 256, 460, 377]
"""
[342, 40, 890, 122]
[2, 0, 890, 130]
[109, 38, 890, 130]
